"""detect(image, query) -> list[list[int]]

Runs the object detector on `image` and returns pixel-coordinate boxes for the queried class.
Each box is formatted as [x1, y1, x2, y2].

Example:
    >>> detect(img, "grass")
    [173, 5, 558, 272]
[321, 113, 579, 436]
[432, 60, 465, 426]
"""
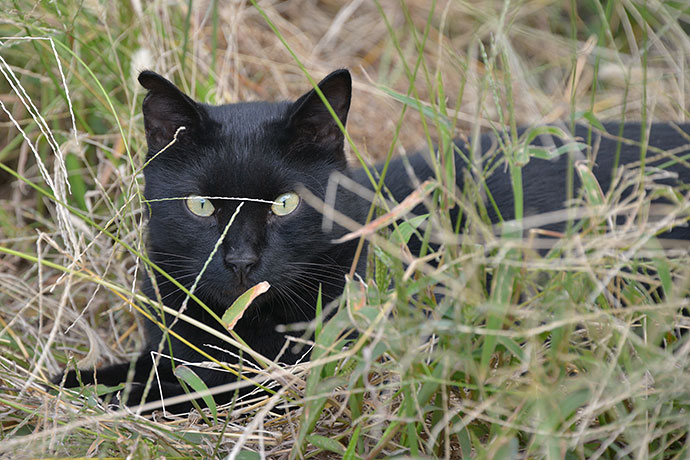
[1, 0, 690, 458]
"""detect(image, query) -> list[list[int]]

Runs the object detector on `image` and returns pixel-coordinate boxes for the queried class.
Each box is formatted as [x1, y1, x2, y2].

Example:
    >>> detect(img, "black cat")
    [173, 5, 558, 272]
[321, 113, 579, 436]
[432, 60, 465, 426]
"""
[53, 69, 690, 412]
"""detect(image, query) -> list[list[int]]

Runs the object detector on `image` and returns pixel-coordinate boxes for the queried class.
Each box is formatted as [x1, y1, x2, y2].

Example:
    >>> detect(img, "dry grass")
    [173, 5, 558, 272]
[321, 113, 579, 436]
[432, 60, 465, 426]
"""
[1, 0, 690, 458]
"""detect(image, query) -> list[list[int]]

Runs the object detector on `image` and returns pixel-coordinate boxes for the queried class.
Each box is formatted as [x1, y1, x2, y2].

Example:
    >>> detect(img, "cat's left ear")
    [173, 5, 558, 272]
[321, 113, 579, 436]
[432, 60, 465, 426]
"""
[287, 69, 351, 159]
[138, 71, 207, 154]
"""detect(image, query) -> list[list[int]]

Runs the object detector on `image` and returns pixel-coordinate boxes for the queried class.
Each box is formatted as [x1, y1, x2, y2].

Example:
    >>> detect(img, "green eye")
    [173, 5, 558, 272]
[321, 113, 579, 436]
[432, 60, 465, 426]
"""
[271, 192, 300, 216]
[186, 195, 215, 217]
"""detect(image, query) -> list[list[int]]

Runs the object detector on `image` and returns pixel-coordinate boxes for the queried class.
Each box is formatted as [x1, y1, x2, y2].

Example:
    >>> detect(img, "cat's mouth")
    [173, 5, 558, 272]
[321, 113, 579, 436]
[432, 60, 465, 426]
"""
[219, 281, 248, 298]
[219, 276, 264, 302]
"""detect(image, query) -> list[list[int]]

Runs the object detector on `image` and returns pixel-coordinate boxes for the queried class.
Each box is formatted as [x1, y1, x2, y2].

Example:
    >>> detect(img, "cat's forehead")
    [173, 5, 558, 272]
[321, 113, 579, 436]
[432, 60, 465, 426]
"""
[160, 100, 331, 199]
[188, 140, 321, 202]
[202, 155, 294, 196]
[206, 101, 290, 138]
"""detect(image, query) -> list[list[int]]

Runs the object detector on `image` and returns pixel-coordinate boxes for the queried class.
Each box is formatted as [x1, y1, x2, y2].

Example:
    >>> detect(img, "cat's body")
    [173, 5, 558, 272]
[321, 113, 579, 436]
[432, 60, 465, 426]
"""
[55, 69, 690, 412]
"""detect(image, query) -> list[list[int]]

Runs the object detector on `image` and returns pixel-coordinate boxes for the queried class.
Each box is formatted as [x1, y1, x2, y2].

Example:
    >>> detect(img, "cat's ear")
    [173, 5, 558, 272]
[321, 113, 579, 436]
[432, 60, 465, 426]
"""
[138, 71, 206, 153]
[287, 69, 351, 159]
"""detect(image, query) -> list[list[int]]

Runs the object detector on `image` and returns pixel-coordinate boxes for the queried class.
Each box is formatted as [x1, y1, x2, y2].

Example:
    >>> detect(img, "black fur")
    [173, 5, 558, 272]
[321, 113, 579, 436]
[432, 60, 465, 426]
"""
[53, 69, 690, 412]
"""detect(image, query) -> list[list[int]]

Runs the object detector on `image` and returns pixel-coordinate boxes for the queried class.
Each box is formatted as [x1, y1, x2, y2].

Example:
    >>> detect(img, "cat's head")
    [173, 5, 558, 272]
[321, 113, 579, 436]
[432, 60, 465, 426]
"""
[138, 70, 354, 321]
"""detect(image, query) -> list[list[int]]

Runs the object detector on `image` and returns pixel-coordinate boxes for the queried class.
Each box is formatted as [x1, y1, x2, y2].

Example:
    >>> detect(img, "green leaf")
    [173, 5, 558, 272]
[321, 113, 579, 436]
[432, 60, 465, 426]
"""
[575, 162, 605, 206]
[417, 360, 446, 406]
[343, 424, 361, 460]
[292, 307, 351, 458]
[373, 245, 394, 270]
[496, 336, 525, 363]
[515, 145, 530, 166]
[493, 437, 518, 460]
[221, 281, 270, 330]
[556, 388, 591, 421]
[521, 126, 565, 165]
[519, 126, 586, 165]
[391, 213, 429, 245]
[527, 142, 586, 160]
[174, 365, 217, 422]
[234, 450, 262, 460]
[314, 284, 323, 341]
[523, 125, 570, 146]
[648, 237, 672, 297]
[377, 85, 451, 128]
[481, 222, 519, 373]
[94, 383, 125, 396]
[306, 435, 346, 455]
[65, 153, 87, 210]
[577, 110, 606, 131]
[456, 424, 472, 457]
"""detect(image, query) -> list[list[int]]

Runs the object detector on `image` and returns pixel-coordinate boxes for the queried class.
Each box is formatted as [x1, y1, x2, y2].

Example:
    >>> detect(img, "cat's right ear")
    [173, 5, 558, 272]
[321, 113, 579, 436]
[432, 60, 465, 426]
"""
[286, 69, 352, 164]
[138, 71, 205, 154]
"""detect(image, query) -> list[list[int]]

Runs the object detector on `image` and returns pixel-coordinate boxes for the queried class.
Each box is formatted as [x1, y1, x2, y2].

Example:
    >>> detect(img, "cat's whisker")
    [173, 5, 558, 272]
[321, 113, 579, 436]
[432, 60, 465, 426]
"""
[152, 278, 205, 302]
[153, 271, 199, 283]
[285, 265, 347, 284]
[256, 284, 296, 320]
[272, 283, 313, 319]
[147, 250, 197, 260]
[289, 273, 345, 291]
[286, 258, 347, 270]
[286, 262, 347, 273]
[152, 262, 198, 269]
[158, 287, 188, 303]
[154, 265, 196, 273]
[270, 287, 300, 313]
[292, 269, 346, 282]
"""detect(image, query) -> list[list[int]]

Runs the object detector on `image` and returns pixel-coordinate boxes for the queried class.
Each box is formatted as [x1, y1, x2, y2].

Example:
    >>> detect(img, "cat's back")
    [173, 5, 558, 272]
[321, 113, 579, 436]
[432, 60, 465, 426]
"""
[348, 122, 690, 227]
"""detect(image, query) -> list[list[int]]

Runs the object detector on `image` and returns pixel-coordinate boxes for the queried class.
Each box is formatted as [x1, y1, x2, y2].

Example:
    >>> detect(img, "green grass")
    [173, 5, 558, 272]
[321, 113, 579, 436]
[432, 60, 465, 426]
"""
[1, 0, 690, 458]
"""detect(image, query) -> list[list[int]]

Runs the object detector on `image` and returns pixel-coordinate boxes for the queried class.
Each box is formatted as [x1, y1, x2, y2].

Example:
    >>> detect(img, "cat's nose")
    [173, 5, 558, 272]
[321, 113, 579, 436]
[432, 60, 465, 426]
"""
[224, 255, 258, 275]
